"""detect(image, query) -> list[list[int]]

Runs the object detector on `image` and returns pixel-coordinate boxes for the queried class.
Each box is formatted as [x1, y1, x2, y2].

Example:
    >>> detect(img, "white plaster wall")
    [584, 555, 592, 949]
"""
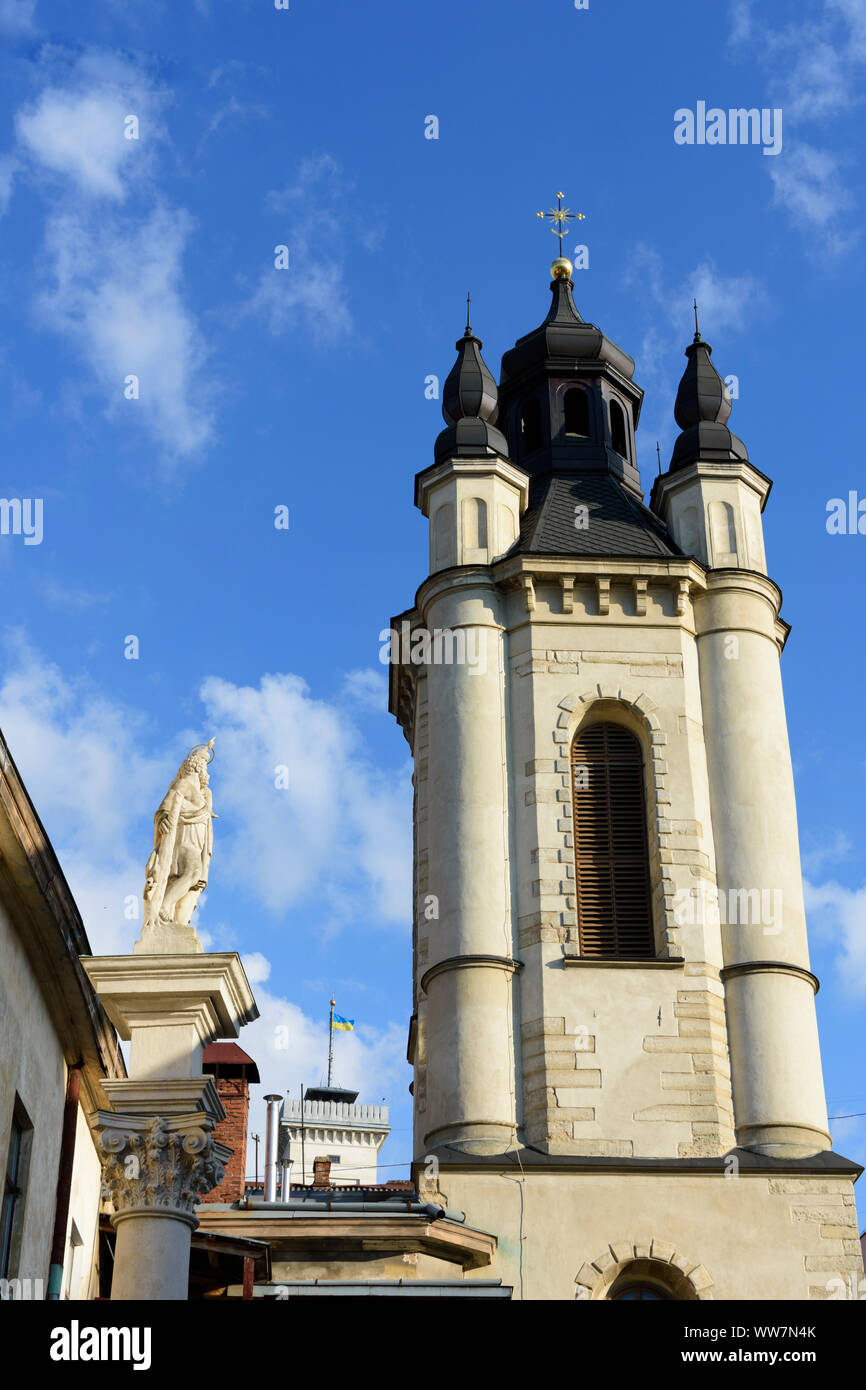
[0, 902, 105, 1298]
[0, 898, 66, 1289]
[61, 1107, 104, 1299]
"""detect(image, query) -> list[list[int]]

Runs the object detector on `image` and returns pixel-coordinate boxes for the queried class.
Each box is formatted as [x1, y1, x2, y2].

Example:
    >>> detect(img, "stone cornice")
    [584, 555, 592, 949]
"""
[650, 456, 774, 515]
[81, 952, 259, 1043]
[493, 554, 706, 584]
[420, 954, 523, 994]
[720, 960, 820, 994]
[692, 568, 790, 651]
[413, 564, 506, 617]
[414, 453, 530, 515]
[417, 1146, 862, 1179]
[101, 1075, 227, 1121]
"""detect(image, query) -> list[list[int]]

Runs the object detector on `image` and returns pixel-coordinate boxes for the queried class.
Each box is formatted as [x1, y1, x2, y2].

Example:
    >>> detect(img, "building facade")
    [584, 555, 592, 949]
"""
[0, 730, 125, 1300]
[278, 1094, 390, 1187]
[388, 260, 864, 1300]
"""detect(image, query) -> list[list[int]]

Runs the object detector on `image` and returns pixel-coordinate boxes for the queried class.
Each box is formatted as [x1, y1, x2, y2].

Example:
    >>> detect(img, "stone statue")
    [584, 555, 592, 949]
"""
[135, 739, 216, 955]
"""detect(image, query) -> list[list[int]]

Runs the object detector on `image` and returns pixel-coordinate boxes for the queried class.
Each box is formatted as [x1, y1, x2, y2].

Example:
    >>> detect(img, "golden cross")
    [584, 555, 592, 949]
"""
[536, 191, 586, 255]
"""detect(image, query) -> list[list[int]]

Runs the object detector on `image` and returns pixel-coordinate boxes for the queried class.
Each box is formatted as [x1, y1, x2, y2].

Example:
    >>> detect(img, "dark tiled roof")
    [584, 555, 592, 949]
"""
[510, 471, 681, 559]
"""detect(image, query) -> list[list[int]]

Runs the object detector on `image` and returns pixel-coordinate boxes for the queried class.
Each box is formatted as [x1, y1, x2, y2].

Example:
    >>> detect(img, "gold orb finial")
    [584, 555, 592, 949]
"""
[551, 256, 573, 281]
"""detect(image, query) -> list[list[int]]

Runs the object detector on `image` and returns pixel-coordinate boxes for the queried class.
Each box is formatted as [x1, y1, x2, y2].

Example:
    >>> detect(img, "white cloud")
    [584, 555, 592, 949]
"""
[0, 0, 36, 35]
[804, 877, 866, 994]
[37, 203, 215, 458]
[829, 0, 866, 57]
[13, 50, 214, 463]
[19, 94, 137, 201]
[729, 0, 753, 43]
[16, 50, 167, 200]
[199, 96, 268, 148]
[0, 156, 17, 217]
[341, 667, 388, 712]
[768, 143, 855, 243]
[241, 155, 356, 346]
[0, 632, 165, 953]
[801, 830, 852, 877]
[241, 951, 272, 987]
[239, 955, 408, 1173]
[40, 577, 112, 612]
[626, 246, 767, 339]
[199, 670, 412, 928]
[728, 0, 866, 242]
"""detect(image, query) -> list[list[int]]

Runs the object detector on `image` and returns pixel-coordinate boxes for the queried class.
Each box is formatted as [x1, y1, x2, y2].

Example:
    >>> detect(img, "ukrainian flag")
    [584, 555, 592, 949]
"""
[333, 1013, 354, 1032]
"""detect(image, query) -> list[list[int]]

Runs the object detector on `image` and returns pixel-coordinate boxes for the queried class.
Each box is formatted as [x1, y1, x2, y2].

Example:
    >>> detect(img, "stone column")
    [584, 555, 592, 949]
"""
[93, 1112, 230, 1301]
[82, 952, 258, 1299]
[694, 573, 830, 1158]
[419, 571, 519, 1153]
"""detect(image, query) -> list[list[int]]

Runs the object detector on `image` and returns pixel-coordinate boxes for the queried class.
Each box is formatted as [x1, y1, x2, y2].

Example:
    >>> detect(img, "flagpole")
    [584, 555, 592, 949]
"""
[327, 997, 335, 1087]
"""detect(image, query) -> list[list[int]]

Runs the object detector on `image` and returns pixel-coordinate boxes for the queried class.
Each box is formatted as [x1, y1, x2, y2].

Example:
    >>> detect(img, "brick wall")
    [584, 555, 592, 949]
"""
[201, 1076, 249, 1204]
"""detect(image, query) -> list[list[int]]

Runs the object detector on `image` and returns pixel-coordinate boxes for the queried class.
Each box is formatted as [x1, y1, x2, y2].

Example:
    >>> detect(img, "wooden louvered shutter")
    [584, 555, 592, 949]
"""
[571, 722, 654, 958]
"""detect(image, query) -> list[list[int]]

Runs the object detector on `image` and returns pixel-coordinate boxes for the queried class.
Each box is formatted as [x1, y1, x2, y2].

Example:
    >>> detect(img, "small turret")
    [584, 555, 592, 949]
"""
[434, 299, 509, 464]
[419, 303, 528, 573]
[669, 317, 749, 471]
[651, 312, 769, 573]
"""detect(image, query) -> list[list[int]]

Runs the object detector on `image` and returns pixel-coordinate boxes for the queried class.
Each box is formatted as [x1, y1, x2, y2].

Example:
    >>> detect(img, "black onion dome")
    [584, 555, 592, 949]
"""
[670, 331, 748, 470]
[442, 329, 498, 424]
[434, 324, 509, 463]
[674, 332, 732, 429]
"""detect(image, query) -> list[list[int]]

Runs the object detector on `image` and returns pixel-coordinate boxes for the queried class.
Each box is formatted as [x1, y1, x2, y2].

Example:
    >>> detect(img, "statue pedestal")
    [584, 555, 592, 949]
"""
[81, 952, 258, 1301]
[134, 920, 203, 955]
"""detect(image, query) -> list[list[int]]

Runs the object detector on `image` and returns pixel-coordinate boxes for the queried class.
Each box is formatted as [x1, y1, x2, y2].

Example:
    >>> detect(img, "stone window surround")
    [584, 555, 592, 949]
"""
[553, 683, 683, 960]
[575, 1240, 713, 1300]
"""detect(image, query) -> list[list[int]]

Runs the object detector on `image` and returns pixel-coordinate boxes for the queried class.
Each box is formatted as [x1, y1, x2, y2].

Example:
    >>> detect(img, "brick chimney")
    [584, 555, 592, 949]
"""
[200, 1044, 260, 1203]
[312, 1156, 332, 1189]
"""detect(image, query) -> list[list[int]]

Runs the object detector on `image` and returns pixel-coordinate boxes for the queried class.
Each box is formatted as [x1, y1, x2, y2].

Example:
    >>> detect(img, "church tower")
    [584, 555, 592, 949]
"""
[389, 252, 863, 1301]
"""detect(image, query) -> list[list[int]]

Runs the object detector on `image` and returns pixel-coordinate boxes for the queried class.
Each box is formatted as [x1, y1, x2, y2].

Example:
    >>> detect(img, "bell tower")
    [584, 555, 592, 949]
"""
[389, 245, 863, 1301]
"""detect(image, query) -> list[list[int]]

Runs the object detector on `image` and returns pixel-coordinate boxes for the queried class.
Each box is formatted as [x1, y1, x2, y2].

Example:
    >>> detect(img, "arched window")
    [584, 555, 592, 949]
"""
[609, 399, 628, 457]
[571, 722, 654, 958]
[563, 387, 590, 437]
[519, 398, 542, 456]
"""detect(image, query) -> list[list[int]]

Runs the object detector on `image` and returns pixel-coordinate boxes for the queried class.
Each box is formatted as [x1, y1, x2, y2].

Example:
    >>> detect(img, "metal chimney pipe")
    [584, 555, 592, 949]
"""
[263, 1094, 282, 1203]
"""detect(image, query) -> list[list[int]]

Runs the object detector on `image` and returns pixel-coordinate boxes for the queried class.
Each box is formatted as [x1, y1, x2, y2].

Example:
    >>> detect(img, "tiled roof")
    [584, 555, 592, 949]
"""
[510, 471, 680, 560]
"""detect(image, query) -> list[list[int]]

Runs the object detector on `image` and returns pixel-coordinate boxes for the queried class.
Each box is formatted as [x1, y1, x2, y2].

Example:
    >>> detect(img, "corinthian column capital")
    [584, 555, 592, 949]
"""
[92, 1111, 230, 1227]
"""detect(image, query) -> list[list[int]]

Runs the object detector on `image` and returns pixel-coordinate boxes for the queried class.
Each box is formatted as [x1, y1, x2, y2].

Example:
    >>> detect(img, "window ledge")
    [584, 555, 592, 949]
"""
[562, 953, 686, 968]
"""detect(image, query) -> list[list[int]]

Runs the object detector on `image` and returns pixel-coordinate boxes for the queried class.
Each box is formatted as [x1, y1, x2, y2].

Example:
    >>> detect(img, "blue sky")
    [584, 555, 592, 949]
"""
[0, 0, 864, 1193]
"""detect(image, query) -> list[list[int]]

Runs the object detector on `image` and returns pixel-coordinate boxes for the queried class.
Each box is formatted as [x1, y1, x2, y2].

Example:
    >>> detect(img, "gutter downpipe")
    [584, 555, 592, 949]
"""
[47, 1064, 82, 1299]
